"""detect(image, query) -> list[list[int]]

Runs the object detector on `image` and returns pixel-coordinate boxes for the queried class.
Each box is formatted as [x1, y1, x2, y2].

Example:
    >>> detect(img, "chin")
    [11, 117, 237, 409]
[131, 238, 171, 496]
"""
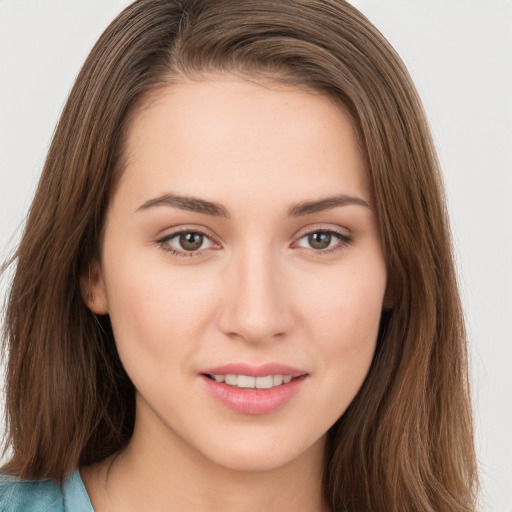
[195, 430, 326, 474]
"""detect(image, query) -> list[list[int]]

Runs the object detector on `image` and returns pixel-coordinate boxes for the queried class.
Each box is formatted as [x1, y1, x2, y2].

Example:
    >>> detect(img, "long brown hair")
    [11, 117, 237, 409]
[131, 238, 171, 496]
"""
[1, 1, 478, 510]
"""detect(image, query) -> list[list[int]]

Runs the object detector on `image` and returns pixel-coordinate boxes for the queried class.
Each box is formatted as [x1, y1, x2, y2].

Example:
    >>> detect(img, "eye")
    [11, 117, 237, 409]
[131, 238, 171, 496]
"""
[157, 230, 217, 256]
[295, 229, 352, 252]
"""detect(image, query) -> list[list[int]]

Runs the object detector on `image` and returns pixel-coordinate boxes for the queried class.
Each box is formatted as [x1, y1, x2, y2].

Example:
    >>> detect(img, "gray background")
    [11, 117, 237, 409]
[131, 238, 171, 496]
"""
[1, 1, 511, 510]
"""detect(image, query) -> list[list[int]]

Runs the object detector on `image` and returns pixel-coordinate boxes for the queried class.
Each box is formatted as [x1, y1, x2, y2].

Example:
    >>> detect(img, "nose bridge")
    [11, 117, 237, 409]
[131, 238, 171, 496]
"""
[219, 242, 291, 343]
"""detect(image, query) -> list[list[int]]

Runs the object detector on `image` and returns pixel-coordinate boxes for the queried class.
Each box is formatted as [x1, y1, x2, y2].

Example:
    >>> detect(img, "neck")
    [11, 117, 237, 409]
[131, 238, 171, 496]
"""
[82, 400, 329, 512]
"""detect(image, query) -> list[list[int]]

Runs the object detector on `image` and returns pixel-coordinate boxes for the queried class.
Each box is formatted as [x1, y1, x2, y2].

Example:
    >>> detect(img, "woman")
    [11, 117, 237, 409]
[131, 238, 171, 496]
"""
[0, 0, 478, 510]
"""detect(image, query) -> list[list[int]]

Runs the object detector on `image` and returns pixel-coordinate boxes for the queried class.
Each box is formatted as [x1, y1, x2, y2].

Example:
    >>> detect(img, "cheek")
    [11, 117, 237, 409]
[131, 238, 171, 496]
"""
[102, 250, 218, 365]
[298, 260, 386, 404]
[302, 264, 386, 345]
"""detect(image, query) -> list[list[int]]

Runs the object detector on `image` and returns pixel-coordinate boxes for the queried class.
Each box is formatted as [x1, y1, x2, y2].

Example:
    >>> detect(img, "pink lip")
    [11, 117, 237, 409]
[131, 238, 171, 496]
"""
[199, 363, 308, 416]
[200, 362, 306, 378]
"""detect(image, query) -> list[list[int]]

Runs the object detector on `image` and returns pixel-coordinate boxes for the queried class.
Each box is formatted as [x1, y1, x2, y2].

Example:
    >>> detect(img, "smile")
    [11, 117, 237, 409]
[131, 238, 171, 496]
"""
[205, 374, 293, 389]
[201, 373, 308, 415]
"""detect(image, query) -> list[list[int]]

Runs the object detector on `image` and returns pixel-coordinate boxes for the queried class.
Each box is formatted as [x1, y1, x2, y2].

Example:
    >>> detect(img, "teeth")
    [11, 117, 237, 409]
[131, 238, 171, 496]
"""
[210, 374, 295, 389]
[238, 375, 256, 388]
[224, 374, 237, 385]
[273, 375, 283, 386]
[256, 375, 273, 389]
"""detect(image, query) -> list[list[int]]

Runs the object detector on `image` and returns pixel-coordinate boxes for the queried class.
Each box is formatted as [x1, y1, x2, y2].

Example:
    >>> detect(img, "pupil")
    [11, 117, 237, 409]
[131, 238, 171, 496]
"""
[179, 232, 203, 251]
[308, 231, 331, 250]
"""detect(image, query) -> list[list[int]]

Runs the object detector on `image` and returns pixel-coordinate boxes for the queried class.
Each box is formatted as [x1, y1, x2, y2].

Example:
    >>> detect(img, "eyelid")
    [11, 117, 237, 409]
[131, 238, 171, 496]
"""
[155, 225, 222, 256]
[292, 223, 351, 240]
[154, 223, 352, 257]
[291, 225, 353, 253]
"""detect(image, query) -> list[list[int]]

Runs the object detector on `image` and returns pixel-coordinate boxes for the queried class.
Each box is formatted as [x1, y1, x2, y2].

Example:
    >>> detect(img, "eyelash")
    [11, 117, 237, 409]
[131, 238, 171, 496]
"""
[156, 228, 352, 257]
[293, 228, 352, 254]
[156, 229, 218, 257]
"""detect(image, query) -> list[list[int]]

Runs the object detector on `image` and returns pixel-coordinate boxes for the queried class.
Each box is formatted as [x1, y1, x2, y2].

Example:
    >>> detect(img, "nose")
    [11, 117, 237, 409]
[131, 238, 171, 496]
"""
[217, 246, 293, 344]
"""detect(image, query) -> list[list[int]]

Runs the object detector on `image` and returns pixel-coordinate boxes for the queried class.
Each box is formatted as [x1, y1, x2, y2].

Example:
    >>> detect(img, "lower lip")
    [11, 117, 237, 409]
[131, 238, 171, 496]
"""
[201, 375, 307, 415]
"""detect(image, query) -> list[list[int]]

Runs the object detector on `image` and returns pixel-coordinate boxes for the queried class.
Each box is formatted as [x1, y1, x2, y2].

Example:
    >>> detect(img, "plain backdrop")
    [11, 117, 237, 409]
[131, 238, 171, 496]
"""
[1, 1, 511, 511]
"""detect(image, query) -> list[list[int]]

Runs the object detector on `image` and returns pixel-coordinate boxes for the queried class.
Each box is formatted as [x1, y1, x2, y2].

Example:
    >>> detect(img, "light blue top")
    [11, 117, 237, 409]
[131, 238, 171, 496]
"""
[0, 470, 94, 512]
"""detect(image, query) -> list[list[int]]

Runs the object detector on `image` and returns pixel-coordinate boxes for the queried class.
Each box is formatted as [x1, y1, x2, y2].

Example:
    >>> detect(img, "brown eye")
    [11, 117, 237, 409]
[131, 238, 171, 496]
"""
[179, 232, 204, 251]
[307, 231, 332, 250]
[295, 229, 352, 253]
[159, 230, 216, 255]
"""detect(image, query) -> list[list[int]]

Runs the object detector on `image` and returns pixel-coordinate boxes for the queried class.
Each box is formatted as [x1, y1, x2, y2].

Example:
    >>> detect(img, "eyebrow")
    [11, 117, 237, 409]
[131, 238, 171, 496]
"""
[287, 194, 370, 216]
[137, 193, 231, 218]
[137, 192, 370, 218]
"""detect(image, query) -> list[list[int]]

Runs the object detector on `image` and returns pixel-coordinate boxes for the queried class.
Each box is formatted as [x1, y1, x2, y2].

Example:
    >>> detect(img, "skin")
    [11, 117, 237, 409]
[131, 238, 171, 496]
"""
[82, 76, 388, 512]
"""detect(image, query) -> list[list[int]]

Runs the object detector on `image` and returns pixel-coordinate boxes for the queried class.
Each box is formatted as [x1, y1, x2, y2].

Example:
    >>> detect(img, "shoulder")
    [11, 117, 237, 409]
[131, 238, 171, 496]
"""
[0, 475, 64, 512]
[0, 470, 92, 512]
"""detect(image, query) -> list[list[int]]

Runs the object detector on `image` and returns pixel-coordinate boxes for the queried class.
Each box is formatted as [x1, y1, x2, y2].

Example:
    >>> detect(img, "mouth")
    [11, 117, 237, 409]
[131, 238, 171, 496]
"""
[200, 365, 309, 415]
[202, 373, 297, 389]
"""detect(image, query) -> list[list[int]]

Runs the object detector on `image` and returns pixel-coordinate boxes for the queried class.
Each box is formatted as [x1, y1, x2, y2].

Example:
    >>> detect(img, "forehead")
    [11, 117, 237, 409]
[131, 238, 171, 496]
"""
[116, 76, 369, 208]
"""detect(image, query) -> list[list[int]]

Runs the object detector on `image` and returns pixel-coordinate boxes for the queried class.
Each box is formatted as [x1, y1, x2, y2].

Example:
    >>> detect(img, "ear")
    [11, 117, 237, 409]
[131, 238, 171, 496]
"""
[81, 260, 108, 315]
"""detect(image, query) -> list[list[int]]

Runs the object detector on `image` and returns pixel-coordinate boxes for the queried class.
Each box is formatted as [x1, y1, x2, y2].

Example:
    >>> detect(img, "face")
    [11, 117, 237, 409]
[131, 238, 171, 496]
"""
[87, 76, 387, 473]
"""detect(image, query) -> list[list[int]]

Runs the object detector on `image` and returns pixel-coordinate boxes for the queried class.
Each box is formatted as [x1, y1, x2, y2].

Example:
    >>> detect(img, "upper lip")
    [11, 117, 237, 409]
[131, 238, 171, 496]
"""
[200, 363, 307, 378]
